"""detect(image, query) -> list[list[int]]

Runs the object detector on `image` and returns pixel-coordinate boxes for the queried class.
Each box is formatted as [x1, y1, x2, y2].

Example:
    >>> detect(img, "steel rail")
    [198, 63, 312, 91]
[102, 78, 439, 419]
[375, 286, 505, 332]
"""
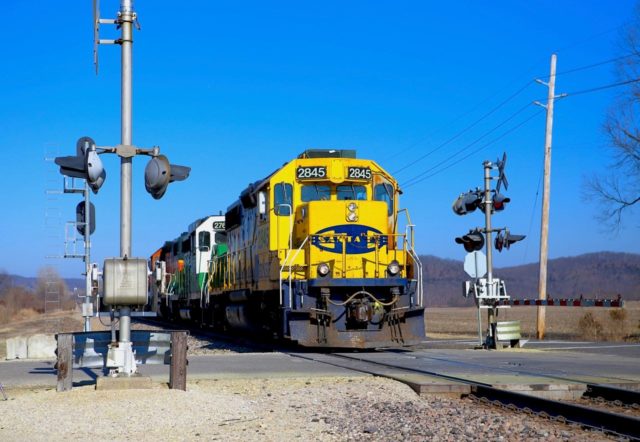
[471, 385, 640, 440]
[584, 383, 640, 407]
[403, 351, 640, 405]
[291, 352, 640, 441]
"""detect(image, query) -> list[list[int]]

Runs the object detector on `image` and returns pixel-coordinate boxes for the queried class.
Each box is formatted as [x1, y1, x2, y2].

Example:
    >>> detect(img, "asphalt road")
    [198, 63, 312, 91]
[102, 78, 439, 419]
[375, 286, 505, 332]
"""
[1, 340, 638, 390]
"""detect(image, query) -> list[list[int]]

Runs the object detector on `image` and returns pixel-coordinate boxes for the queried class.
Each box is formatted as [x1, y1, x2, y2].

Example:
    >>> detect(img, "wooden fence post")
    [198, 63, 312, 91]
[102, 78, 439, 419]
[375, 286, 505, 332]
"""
[56, 333, 73, 392]
[169, 331, 187, 391]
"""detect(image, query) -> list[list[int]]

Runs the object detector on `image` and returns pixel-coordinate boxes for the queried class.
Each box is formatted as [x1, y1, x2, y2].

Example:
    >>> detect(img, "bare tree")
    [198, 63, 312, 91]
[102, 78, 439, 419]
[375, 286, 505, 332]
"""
[0, 270, 10, 295]
[35, 267, 74, 311]
[585, 8, 640, 229]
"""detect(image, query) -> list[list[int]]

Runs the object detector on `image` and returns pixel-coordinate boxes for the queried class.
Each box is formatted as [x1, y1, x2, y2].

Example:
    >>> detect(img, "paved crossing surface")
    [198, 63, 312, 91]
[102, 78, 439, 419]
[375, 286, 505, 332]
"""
[1, 341, 638, 390]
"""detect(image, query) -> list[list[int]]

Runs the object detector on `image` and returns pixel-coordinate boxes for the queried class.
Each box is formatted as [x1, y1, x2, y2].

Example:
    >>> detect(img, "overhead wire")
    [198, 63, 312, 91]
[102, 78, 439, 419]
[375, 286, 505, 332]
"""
[521, 160, 544, 262]
[561, 77, 640, 98]
[392, 38, 637, 190]
[402, 74, 639, 189]
[401, 102, 534, 188]
[391, 80, 534, 175]
[402, 109, 544, 189]
[539, 53, 636, 79]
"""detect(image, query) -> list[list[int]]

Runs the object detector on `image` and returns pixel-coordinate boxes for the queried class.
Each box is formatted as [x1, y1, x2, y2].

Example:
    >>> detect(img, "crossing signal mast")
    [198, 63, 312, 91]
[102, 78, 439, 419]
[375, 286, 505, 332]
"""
[54, 0, 190, 376]
[452, 153, 525, 349]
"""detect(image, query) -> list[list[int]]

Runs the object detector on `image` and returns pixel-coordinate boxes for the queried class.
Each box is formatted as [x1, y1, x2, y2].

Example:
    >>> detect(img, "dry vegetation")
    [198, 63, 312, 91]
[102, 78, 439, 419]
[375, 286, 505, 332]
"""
[0, 268, 76, 326]
[426, 301, 640, 342]
[0, 267, 78, 358]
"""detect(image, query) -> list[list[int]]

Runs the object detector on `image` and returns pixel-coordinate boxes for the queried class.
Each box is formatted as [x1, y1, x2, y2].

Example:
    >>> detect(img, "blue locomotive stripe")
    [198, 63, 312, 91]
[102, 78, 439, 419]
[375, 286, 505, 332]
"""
[311, 224, 388, 254]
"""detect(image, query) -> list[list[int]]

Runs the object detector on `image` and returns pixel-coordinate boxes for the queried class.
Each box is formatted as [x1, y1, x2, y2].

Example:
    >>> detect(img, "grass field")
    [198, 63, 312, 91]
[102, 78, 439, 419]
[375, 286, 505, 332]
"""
[426, 301, 640, 342]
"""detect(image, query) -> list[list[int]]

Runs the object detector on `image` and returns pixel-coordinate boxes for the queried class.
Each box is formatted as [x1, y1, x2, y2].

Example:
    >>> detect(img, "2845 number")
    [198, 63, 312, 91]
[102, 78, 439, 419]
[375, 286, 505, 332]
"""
[296, 166, 327, 180]
[347, 167, 372, 180]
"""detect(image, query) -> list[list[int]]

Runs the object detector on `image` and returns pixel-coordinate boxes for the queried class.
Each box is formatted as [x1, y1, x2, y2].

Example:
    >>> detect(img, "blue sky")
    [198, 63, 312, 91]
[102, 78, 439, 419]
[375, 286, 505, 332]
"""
[0, 1, 638, 278]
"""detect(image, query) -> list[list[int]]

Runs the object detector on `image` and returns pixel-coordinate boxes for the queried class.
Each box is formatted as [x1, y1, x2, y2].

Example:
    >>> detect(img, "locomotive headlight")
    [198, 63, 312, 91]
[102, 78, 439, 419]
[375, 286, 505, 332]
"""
[317, 262, 330, 277]
[387, 260, 401, 276]
[346, 202, 358, 222]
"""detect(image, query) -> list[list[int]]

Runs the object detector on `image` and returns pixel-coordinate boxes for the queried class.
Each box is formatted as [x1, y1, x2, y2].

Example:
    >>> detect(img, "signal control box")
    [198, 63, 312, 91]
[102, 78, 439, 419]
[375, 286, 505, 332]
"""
[103, 258, 148, 305]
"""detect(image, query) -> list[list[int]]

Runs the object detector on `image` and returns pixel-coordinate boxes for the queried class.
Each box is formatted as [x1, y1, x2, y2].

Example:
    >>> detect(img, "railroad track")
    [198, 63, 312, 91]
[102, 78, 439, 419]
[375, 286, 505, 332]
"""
[138, 317, 640, 438]
[289, 351, 640, 440]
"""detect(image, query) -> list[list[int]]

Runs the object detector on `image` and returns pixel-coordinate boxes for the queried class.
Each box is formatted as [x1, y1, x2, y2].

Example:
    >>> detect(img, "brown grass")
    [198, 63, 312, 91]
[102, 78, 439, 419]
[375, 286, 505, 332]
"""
[426, 301, 640, 342]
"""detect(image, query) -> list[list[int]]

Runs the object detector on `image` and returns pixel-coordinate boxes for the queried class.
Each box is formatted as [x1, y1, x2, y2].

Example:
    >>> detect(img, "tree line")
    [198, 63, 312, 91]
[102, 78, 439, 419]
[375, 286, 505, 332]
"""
[0, 268, 76, 324]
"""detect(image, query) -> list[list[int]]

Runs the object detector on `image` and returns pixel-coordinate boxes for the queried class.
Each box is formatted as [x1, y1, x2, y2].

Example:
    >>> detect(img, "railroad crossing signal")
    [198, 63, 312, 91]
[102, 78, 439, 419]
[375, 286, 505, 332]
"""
[452, 152, 526, 349]
[491, 191, 510, 211]
[494, 231, 526, 252]
[455, 230, 485, 252]
[54, 136, 106, 193]
[76, 201, 96, 236]
[452, 190, 483, 215]
[144, 155, 191, 200]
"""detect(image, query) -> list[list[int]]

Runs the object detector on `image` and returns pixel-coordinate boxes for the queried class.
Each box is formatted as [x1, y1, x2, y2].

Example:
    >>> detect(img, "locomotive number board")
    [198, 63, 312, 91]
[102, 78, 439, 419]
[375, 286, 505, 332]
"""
[213, 221, 226, 230]
[296, 166, 327, 180]
[347, 166, 372, 180]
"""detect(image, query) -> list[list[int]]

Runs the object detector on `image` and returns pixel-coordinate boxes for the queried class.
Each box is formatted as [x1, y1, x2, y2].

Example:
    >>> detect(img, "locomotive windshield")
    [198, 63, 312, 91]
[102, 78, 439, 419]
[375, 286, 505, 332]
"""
[274, 183, 293, 215]
[198, 231, 210, 250]
[374, 183, 394, 215]
[337, 185, 367, 201]
[301, 185, 331, 202]
[300, 184, 367, 201]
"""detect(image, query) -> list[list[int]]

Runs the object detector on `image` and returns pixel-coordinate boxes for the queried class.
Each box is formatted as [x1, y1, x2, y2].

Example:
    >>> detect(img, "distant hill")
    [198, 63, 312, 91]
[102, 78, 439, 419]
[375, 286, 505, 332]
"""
[2, 275, 85, 293]
[421, 252, 640, 307]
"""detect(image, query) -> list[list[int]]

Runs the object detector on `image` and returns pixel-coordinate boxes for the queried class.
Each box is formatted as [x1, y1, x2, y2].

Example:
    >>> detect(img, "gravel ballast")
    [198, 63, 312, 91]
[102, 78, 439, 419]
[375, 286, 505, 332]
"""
[0, 377, 613, 441]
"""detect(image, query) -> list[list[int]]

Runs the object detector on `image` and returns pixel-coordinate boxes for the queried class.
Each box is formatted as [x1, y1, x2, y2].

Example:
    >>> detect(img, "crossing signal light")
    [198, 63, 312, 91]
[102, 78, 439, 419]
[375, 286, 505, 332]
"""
[452, 190, 482, 215]
[54, 136, 106, 193]
[494, 231, 525, 252]
[144, 155, 191, 199]
[455, 230, 485, 252]
[492, 191, 510, 211]
[76, 201, 96, 236]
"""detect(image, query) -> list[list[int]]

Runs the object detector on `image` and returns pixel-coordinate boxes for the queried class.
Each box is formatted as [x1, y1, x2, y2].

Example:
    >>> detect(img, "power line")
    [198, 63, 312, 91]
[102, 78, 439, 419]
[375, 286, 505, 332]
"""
[538, 54, 636, 79]
[392, 80, 534, 175]
[386, 98, 497, 162]
[401, 102, 533, 187]
[521, 161, 544, 262]
[562, 77, 640, 98]
[402, 110, 544, 189]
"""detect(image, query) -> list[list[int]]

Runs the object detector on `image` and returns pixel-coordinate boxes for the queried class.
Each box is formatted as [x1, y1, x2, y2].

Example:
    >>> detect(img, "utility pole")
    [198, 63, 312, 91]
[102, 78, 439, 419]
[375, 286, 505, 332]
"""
[535, 54, 557, 340]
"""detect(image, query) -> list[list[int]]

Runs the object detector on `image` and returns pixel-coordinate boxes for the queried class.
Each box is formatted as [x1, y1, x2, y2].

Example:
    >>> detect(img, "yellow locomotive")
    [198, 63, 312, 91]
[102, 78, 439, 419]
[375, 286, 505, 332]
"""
[205, 149, 425, 347]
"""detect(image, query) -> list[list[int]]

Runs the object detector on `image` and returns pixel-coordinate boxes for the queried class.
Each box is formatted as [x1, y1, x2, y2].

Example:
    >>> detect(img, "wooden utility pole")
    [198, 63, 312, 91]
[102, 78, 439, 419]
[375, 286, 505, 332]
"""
[536, 54, 557, 340]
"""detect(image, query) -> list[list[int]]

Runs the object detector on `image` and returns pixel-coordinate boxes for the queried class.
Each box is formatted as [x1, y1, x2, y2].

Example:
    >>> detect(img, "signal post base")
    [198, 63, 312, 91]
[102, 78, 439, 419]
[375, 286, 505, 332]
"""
[95, 374, 153, 391]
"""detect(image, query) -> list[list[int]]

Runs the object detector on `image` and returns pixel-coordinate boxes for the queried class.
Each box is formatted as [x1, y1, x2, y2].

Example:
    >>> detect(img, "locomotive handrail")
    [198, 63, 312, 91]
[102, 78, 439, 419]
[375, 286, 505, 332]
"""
[405, 223, 423, 307]
[279, 235, 309, 307]
[395, 208, 423, 306]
